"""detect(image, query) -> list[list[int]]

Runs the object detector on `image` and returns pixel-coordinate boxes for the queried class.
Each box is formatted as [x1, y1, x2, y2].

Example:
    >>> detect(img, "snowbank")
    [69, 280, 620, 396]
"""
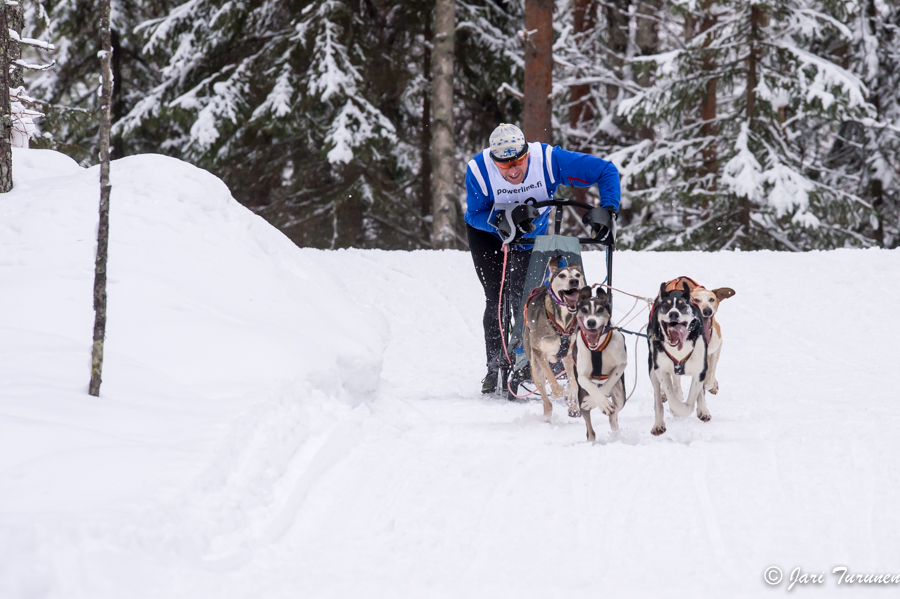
[0, 149, 387, 597]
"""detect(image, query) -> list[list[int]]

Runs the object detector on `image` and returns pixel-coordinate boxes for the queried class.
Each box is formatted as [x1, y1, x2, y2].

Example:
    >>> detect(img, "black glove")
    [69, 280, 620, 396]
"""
[509, 204, 538, 243]
[582, 206, 616, 245]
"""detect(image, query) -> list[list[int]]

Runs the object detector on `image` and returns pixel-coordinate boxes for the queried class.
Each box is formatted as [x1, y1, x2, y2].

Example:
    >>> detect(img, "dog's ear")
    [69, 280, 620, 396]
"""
[713, 287, 736, 301]
[659, 282, 668, 297]
[546, 257, 559, 273]
[681, 281, 691, 295]
[578, 286, 592, 302]
[595, 287, 609, 301]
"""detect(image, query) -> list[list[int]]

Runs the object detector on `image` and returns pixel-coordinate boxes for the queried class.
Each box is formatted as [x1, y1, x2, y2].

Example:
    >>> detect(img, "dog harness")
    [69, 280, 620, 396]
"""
[663, 344, 693, 375]
[523, 287, 576, 358]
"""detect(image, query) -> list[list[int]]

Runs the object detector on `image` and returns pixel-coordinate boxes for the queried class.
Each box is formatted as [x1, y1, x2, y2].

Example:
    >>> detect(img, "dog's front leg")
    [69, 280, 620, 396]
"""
[705, 343, 721, 394]
[577, 374, 614, 415]
[692, 379, 711, 422]
[607, 379, 626, 433]
[562, 354, 580, 418]
[595, 363, 626, 400]
[581, 399, 596, 443]
[650, 371, 666, 436]
[531, 350, 555, 419]
[659, 369, 691, 417]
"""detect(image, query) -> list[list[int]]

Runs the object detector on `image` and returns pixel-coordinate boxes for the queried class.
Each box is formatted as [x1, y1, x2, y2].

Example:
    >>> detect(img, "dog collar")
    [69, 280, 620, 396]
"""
[548, 288, 578, 314]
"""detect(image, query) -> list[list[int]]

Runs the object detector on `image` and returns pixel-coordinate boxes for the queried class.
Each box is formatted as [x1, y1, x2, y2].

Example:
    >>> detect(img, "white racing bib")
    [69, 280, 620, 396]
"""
[484, 141, 551, 211]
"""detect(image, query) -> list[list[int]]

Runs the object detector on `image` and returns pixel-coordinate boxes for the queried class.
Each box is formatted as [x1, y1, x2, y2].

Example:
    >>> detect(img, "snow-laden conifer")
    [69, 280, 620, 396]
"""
[615, 0, 878, 250]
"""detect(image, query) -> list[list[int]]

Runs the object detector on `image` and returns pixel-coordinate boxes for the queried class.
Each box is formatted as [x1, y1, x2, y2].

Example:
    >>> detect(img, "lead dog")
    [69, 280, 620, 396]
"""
[571, 287, 627, 442]
[521, 262, 584, 419]
[648, 281, 709, 436]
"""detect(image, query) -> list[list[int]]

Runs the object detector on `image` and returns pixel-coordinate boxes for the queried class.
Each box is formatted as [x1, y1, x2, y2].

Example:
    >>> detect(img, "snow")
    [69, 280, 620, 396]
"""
[2, 149, 899, 598]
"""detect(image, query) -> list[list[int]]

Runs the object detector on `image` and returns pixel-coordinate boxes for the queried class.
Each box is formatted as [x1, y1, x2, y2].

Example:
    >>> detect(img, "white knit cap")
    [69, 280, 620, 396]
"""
[489, 123, 527, 161]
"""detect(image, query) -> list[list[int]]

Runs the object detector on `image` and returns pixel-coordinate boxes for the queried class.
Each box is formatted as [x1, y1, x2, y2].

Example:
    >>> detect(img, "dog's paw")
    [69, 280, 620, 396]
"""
[568, 408, 581, 418]
[706, 380, 719, 395]
[583, 396, 615, 415]
[697, 411, 711, 422]
[651, 425, 666, 436]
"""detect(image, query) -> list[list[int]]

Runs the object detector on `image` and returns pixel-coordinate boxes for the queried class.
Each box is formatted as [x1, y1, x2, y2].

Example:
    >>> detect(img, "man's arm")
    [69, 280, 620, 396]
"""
[463, 159, 496, 232]
[549, 147, 621, 211]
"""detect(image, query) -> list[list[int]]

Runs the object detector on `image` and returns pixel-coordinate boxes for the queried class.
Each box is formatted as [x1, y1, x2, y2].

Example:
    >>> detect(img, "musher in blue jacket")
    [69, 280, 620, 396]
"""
[465, 123, 621, 394]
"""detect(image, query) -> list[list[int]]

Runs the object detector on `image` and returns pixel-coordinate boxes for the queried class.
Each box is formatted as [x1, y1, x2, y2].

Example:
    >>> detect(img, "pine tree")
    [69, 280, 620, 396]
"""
[616, 0, 877, 251]
[833, 0, 900, 248]
[23, 0, 172, 163]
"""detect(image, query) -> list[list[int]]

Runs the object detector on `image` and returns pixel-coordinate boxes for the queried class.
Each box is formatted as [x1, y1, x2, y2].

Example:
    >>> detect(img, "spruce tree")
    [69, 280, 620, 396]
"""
[617, 0, 877, 250]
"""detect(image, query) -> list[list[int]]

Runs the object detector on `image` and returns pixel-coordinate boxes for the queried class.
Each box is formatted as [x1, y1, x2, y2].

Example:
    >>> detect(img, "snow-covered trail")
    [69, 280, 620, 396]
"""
[180, 248, 899, 598]
[2, 149, 898, 598]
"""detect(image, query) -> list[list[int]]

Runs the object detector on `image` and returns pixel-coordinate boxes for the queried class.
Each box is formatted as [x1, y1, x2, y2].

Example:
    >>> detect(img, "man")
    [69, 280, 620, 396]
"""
[465, 123, 621, 394]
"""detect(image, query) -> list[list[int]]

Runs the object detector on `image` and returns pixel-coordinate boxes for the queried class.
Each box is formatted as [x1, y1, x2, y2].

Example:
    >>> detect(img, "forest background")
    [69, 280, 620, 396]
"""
[13, 0, 900, 252]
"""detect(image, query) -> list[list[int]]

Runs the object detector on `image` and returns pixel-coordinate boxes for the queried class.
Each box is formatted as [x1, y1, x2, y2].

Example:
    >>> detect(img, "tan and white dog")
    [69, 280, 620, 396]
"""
[521, 262, 584, 419]
[687, 286, 735, 395]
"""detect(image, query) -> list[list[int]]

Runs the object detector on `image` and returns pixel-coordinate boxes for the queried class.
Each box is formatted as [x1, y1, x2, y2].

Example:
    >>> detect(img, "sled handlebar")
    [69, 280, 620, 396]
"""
[525, 199, 616, 247]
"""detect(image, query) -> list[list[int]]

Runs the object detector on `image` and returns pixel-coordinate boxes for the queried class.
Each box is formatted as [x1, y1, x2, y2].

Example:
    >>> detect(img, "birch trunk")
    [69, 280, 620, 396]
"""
[431, 0, 458, 249]
[0, 6, 12, 193]
[89, 0, 113, 396]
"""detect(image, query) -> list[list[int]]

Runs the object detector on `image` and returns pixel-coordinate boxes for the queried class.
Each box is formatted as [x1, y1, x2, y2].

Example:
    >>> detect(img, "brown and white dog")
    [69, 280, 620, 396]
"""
[571, 287, 628, 442]
[521, 262, 584, 419]
[686, 286, 735, 395]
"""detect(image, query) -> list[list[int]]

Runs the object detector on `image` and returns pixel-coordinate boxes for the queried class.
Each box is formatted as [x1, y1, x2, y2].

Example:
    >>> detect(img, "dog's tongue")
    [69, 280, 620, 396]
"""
[667, 323, 688, 350]
[562, 289, 578, 311]
[703, 317, 712, 344]
[583, 328, 601, 347]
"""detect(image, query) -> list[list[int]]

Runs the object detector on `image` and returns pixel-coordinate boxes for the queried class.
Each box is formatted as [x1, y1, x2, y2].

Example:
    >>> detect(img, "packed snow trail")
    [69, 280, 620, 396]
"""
[0, 149, 898, 598]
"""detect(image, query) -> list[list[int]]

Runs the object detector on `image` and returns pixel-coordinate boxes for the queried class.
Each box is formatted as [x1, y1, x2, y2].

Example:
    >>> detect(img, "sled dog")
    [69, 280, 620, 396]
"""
[648, 281, 709, 436]
[684, 285, 736, 395]
[521, 261, 584, 419]
[571, 287, 628, 442]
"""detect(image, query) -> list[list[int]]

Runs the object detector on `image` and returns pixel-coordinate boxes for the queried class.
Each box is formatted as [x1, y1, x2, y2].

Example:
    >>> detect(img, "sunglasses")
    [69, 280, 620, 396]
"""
[493, 153, 529, 170]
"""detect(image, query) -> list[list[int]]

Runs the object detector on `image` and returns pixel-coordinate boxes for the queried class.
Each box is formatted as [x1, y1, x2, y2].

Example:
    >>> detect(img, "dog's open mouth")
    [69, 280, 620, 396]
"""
[662, 321, 688, 350]
[581, 325, 603, 347]
[560, 288, 580, 312]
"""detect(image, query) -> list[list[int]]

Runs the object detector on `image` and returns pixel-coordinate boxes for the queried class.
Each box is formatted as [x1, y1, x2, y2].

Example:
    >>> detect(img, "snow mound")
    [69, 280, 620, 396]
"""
[0, 149, 388, 598]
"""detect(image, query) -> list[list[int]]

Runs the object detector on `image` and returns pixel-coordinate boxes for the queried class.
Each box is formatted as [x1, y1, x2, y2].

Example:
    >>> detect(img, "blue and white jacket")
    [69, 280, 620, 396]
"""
[464, 142, 621, 244]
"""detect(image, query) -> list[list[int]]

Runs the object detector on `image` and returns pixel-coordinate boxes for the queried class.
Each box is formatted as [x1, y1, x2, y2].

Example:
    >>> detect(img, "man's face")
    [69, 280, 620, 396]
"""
[494, 152, 529, 185]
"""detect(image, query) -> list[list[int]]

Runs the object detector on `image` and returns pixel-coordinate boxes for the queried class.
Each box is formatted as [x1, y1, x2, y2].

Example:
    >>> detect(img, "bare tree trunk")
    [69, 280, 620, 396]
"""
[8, 3, 22, 90]
[431, 0, 458, 249]
[569, 0, 595, 208]
[569, 0, 595, 145]
[746, 4, 761, 121]
[420, 18, 433, 242]
[111, 28, 125, 160]
[524, 0, 553, 143]
[699, 0, 718, 190]
[0, 6, 12, 193]
[89, 0, 113, 396]
[605, 0, 629, 105]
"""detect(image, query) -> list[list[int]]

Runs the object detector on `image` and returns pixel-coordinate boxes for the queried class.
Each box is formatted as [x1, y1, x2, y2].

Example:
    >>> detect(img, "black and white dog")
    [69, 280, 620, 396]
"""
[571, 287, 628, 442]
[647, 281, 709, 436]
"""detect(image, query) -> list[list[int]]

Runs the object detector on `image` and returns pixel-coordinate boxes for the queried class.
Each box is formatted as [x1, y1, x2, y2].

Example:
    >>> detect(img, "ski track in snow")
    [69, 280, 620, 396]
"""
[1, 150, 899, 598]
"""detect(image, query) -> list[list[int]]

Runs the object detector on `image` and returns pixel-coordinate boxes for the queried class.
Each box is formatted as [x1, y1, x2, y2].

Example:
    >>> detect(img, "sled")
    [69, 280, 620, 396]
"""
[491, 199, 616, 400]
